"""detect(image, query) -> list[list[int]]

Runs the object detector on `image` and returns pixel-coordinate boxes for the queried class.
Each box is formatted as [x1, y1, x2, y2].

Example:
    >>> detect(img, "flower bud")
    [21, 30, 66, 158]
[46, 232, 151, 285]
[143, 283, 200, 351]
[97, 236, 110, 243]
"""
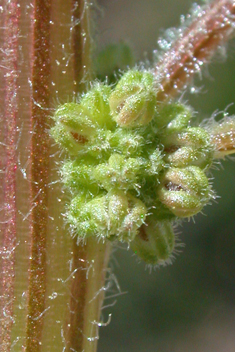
[94, 153, 144, 191]
[158, 166, 212, 217]
[68, 194, 108, 239]
[146, 149, 163, 176]
[51, 102, 98, 155]
[61, 159, 99, 196]
[108, 191, 129, 231]
[68, 191, 147, 242]
[109, 128, 145, 156]
[79, 83, 115, 130]
[117, 193, 147, 242]
[54, 103, 97, 137]
[208, 116, 235, 158]
[109, 70, 156, 127]
[155, 103, 191, 132]
[51, 84, 115, 155]
[130, 220, 175, 265]
[50, 123, 89, 155]
[162, 127, 214, 169]
[108, 191, 146, 241]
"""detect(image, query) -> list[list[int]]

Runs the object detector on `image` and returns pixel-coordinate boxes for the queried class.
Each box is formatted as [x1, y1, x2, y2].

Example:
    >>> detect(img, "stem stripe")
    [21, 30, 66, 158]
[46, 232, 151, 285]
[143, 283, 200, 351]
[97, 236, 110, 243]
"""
[26, 1, 51, 350]
[0, 1, 19, 351]
[65, 2, 91, 350]
[66, 241, 88, 351]
[72, 0, 92, 93]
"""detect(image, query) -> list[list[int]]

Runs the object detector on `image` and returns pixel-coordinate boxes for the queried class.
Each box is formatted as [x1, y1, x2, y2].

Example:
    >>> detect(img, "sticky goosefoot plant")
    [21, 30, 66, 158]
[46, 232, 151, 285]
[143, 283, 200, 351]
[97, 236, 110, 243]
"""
[1, 1, 235, 352]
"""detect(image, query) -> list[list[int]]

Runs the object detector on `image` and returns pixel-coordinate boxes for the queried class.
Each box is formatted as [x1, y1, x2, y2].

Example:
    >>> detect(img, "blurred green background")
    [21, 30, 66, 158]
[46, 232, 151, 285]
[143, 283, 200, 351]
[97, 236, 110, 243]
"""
[95, 1, 235, 351]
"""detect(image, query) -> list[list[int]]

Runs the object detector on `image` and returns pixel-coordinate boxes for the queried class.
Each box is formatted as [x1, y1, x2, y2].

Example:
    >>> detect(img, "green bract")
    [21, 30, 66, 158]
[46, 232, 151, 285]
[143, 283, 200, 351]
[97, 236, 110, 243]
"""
[51, 69, 218, 265]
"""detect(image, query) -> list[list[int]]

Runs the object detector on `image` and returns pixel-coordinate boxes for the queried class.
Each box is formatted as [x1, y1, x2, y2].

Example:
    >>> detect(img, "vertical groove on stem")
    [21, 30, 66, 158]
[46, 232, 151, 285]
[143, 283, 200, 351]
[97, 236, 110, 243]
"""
[156, 0, 235, 102]
[25, 1, 51, 350]
[66, 240, 112, 352]
[66, 241, 88, 351]
[72, 0, 92, 94]
[66, 2, 92, 350]
[65, 2, 111, 352]
[0, 1, 19, 351]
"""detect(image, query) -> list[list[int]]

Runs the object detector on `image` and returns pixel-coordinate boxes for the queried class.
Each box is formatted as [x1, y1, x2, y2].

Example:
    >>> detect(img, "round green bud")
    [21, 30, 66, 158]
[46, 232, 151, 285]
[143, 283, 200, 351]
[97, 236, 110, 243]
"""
[51, 84, 116, 155]
[162, 127, 214, 169]
[79, 83, 115, 130]
[61, 159, 99, 196]
[109, 70, 156, 127]
[116, 193, 147, 242]
[158, 166, 212, 217]
[93, 153, 144, 191]
[109, 128, 145, 156]
[51, 122, 112, 157]
[68, 194, 108, 239]
[108, 191, 147, 242]
[208, 116, 235, 158]
[146, 149, 164, 176]
[130, 220, 175, 265]
[155, 103, 192, 132]
[108, 191, 129, 232]
[50, 123, 89, 155]
[68, 191, 147, 242]
[54, 102, 97, 138]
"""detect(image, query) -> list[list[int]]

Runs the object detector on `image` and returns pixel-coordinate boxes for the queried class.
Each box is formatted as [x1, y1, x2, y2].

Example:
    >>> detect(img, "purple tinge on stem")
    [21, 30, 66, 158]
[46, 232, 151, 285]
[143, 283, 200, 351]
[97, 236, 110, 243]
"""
[155, 0, 235, 102]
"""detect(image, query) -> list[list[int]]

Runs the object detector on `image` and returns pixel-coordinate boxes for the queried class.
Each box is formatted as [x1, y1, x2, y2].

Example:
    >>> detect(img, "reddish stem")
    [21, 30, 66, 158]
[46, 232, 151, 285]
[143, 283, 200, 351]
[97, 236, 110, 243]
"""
[156, 0, 235, 102]
[65, 2, 93, 351]
[66, 242, 88, 351]
[25, 1, 51, 351]
[0, 2, 19, 351]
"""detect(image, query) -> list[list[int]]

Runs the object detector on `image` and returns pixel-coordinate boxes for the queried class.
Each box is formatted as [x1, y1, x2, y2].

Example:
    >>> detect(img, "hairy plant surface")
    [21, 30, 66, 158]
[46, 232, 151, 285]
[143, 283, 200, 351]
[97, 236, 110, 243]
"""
[1, 1, 235, 352]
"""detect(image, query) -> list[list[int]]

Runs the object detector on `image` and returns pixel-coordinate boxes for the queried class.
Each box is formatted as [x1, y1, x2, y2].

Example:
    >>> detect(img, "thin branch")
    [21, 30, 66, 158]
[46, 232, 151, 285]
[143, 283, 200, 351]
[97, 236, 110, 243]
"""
[156, 0, 235, 102]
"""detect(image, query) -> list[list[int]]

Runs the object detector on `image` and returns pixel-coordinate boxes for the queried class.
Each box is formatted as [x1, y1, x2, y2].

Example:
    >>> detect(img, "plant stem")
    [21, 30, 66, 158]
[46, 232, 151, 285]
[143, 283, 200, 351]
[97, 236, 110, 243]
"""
[66, 239, 111, 352]
[1, 1, 235, 351]
[0, 1, 111, 351]
[156, 0, 235, 102]
[65, 2, 112, 351]
[25, 0, 51, 350]
[0, 2, 19, 351]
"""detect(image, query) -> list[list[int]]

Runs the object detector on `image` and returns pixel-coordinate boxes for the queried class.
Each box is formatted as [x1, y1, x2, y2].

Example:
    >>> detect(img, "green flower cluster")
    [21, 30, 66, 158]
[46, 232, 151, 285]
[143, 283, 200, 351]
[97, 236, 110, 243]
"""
[51, 69, 215, 265]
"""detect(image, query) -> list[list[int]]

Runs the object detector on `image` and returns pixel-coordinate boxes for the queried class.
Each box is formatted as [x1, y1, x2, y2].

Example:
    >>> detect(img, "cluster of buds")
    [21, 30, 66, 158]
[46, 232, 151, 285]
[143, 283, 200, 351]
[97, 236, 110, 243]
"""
[51, 69, 235, 266]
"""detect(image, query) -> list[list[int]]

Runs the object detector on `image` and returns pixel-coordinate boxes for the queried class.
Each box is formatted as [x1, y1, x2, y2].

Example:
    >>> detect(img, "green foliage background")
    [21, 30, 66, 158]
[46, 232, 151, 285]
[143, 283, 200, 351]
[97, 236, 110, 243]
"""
[96, 1, 235, 351]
